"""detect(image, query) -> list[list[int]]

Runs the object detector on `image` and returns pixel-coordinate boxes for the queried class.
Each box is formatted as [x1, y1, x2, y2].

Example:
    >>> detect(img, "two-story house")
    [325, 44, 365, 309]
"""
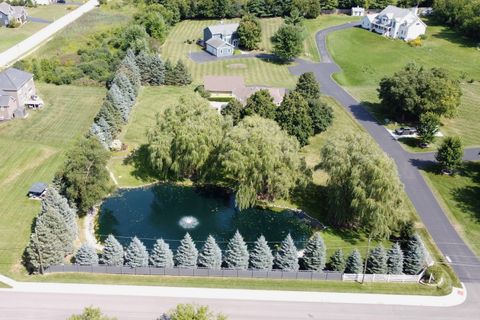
[203, 23, 239, 57]
[0, 1, 27, 27]
[361, 6, 426, 41]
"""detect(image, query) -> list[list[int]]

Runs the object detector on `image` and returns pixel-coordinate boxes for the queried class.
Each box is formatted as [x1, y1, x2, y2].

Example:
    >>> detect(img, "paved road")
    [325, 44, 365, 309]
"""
[0, 283, 477, 320]
[289, 22, 480, 282]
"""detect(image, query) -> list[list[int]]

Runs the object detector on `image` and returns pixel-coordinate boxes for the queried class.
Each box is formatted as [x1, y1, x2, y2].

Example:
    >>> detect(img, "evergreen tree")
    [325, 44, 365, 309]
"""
[302, 232, 326, 271]
[249, 235, 274, 270]
[198, 235, 223, 269]
[118, 49, 141, 93]
[224, 230, 249, 270]
[402, 234, 425, 275]
[149, 55, 165, 85]
[75, 244, 99, 265]
[101, 234, 124, 266]
[124, 236, 149, 268]
[22, 211, 67, 273]
[173, 60, 192, 86]
[241, 89, 277, 120]
[164, 59, 176, 85]
[274, 234, 299, 271]
[295, 72, 320, 101]
[37, 208, 73, 255]
[135, 51, 152, 84]
[344, 249, 363, 274]
[221, 99, 243, 126]
[175, 233, 198, 268]
[308, 99, 333, 134]
[387, 242, 404, 275]
[366, 245, 388, 274]
[41, 187, 78, 241]
[150, 239, 174, 268]
[276, 91, 313, 146]
[328, 249, 345, 272]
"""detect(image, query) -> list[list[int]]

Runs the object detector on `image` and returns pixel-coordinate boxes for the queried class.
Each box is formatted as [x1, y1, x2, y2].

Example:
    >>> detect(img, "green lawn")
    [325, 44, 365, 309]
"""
[0, 84, 105, 275]
[422, 162, 480, 257]
[0, 4, 77, 53]
[24, 272, 450, 296]
[328, 22, 480, 149]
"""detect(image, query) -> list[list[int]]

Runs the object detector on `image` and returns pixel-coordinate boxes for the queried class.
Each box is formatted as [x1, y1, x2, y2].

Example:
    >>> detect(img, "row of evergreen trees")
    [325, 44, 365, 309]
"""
[23, 188, 78, 273]
[90, 49, 192, 148]
[74, 231, 426, 275]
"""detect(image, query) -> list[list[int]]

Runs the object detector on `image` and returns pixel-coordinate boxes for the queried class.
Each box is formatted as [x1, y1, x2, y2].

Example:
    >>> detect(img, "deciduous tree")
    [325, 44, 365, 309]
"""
[417, 112, 440, 145]
[436, 137, 464, 173]
[308, 99, 333, 134]
[241, 89, 277, 120]
[276, 91, 313, 146]
[237, 14, 262, 50]
[271, 24, 304, 61]
[295, 72, 320, 101]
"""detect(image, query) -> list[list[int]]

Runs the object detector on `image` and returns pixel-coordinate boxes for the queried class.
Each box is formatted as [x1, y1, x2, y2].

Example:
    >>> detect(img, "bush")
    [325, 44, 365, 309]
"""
[407, 38, 422, 47]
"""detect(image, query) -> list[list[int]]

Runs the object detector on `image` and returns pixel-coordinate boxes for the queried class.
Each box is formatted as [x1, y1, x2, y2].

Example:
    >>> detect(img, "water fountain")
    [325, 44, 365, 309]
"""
[178, 216, 200, 229]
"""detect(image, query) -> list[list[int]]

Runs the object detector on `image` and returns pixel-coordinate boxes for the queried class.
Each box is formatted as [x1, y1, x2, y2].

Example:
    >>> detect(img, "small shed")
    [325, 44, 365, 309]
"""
[205, 38, 234, 57]
[352, 6, 365, 17]
[27, 182, 48, 199]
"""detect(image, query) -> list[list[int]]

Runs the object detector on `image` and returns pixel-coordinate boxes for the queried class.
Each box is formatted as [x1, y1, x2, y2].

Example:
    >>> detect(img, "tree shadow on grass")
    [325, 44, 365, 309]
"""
[123, 144, 159, 183]
[451, 162, 480, 223]
[427, 20, 478, 49]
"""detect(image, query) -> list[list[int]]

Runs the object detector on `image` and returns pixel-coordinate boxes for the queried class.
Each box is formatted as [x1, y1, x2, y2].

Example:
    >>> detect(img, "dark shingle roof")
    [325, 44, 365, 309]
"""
[28, 182, 48, 194]
[206, 38, 232, 49]
[0, 68, 33, 91]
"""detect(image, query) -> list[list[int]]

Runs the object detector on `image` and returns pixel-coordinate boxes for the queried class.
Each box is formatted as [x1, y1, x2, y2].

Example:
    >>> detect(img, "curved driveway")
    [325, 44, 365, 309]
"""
[289, 22, 480, 283]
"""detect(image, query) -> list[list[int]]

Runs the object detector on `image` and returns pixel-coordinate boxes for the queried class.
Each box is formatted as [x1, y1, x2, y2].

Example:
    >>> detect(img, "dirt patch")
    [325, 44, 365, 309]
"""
[226, 63, 247, 69]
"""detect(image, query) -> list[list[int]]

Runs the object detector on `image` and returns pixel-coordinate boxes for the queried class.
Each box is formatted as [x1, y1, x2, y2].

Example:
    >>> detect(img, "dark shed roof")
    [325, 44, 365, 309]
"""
[28, 182, 48, 195]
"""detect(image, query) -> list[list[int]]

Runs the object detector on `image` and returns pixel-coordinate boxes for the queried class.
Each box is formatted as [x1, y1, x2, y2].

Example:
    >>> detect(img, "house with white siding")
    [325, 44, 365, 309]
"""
[361, 5, 427, 41]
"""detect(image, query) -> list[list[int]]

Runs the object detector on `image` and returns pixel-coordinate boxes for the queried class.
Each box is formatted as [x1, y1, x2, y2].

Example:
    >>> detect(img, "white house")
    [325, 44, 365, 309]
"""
[351, 6, 365, 17]
[360, 5, 427, 41]
[33, 0, 54, 5]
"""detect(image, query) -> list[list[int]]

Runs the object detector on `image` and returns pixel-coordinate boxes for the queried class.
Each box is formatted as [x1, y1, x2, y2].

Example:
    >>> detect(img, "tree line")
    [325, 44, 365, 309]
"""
[433, 0, 480, 41]
[71, 230, 425, 276]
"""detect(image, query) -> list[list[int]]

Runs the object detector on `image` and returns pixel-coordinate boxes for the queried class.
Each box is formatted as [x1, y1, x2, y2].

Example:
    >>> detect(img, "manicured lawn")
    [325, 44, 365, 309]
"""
[0, 84, 105, 275]
[0, 4, 77, 53]
[328, 22, 480, 148]
[422, 162, 480, 257]
[28, 273, 450, 296]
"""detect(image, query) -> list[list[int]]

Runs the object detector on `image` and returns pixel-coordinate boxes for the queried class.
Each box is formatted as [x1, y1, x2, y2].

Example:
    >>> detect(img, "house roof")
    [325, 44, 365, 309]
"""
[0, 68, 33, 91]
[0, 90, 14, 106]
[379, 5, 413, 19]
[0, 2, 11, 15]
[0, 2, 25, 18]
[206, 23, 239, 36]
[28, 182, 48, 194]
[206, 38, 233, 49]
[204, 75, 245, 92]
[234, 86, 286, 106]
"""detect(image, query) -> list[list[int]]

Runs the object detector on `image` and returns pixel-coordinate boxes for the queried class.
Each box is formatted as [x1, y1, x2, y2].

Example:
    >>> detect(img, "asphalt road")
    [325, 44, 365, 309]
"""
[289, 22, 480, 282]
[0, 283, 478, 320]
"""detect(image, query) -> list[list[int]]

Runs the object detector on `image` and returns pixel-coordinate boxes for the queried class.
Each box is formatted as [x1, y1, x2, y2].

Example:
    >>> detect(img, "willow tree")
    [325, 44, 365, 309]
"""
[147, 96, 227, 180]
[321, 132, 409, 239]
[214, 116, 307, 210]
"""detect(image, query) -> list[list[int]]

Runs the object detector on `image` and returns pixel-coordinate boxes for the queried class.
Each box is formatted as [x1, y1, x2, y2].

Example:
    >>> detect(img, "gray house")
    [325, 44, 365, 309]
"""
[0, 2, 27, 27]
[203, 22, 239, 57]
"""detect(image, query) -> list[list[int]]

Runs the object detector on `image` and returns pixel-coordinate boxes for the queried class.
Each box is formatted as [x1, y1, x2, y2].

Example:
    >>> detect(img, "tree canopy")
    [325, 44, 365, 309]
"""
[237, 14, 262, 50]
[295, 72, 320, 101]
[241, 89, 277, 120]
[275, 91, 313, 146]
[321, 133, 409, 239]
[378, 63, 462, 120]
[271, 24, 304, 62]
[436, 136, 464, 172]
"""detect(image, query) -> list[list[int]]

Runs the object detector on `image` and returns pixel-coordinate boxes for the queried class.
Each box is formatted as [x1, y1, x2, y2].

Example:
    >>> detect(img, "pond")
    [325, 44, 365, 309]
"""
[97, 184, 312, 250]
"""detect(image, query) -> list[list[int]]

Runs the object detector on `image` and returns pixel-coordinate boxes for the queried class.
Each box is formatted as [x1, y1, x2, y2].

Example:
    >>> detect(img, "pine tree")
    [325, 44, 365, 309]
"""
[387, 242, 404, 274]
[149, 55, 165, 85]
[124, 236, 149, 268]
[37, 208, 73, 256]
[366, 245, 388, 274]
[41, 187, 78, 241]
[198, 235, 222, 269]
[274, 234, 299, 271]
[344, 249, 363, 274]
[150, 239, 174, 268]
[302, 232, 326, 271]
[249, 235, 274, 270]
[173, 60, 192, 86]
[224, 230, 249, 270]
[328, 249, 345, 272]
[75, 244, 99, 265]
[175, 233, 198, 268]
[163, 59, 176, 85]
[135, 51, 152, 84]
[295, 72, 320, 100]
[402, 234, 425, 275]
[101, 234, 124, 266]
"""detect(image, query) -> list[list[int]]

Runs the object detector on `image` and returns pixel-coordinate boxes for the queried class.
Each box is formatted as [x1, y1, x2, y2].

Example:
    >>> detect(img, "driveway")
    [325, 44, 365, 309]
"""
[289, 22, 480, 282]
[27, 16, 52, 24]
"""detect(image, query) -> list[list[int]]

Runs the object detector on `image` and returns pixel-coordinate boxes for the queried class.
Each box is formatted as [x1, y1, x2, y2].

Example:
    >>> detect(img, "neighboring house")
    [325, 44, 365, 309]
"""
[203, 75, 287, 111]
[203, 23, 239, 57]
[0, 1, 27, 27]
[351, 6, 365, 17]
[361, 5, 427, 41]
[34, 0, 54, 5]
[0, 67, 43, 121]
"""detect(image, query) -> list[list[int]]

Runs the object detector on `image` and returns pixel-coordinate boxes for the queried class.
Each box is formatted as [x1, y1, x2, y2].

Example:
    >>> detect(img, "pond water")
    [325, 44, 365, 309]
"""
[97, 184, 312, 249]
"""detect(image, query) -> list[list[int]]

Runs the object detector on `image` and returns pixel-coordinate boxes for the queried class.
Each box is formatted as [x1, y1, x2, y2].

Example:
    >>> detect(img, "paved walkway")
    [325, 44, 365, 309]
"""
[289, 22, 480, 282]
[0, 0, 98, 67]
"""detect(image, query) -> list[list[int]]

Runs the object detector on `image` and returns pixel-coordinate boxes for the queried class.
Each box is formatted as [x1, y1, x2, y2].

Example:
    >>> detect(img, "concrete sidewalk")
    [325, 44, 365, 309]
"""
[0, 274, 467, 307]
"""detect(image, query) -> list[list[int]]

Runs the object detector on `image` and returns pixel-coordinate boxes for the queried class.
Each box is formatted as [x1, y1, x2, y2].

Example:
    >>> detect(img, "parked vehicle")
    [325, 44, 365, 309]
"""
[394, 127, 416, 135]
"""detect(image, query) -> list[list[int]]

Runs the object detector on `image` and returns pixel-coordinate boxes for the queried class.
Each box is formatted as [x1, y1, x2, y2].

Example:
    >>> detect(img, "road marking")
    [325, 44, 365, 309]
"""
[445, 255, 452, 263]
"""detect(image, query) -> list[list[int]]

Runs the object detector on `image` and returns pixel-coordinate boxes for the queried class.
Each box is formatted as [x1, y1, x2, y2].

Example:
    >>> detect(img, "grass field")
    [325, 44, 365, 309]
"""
[422, 162, 480, 257]
[328, 22, 480, 148]
[0, 4, 74, 53]
[0, 84, 104, 275]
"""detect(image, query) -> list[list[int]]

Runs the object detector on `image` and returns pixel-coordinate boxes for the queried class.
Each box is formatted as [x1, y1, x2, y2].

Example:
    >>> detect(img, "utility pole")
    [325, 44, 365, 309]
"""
[34, 233, 44, 275]
[361, 236, 371, 284]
